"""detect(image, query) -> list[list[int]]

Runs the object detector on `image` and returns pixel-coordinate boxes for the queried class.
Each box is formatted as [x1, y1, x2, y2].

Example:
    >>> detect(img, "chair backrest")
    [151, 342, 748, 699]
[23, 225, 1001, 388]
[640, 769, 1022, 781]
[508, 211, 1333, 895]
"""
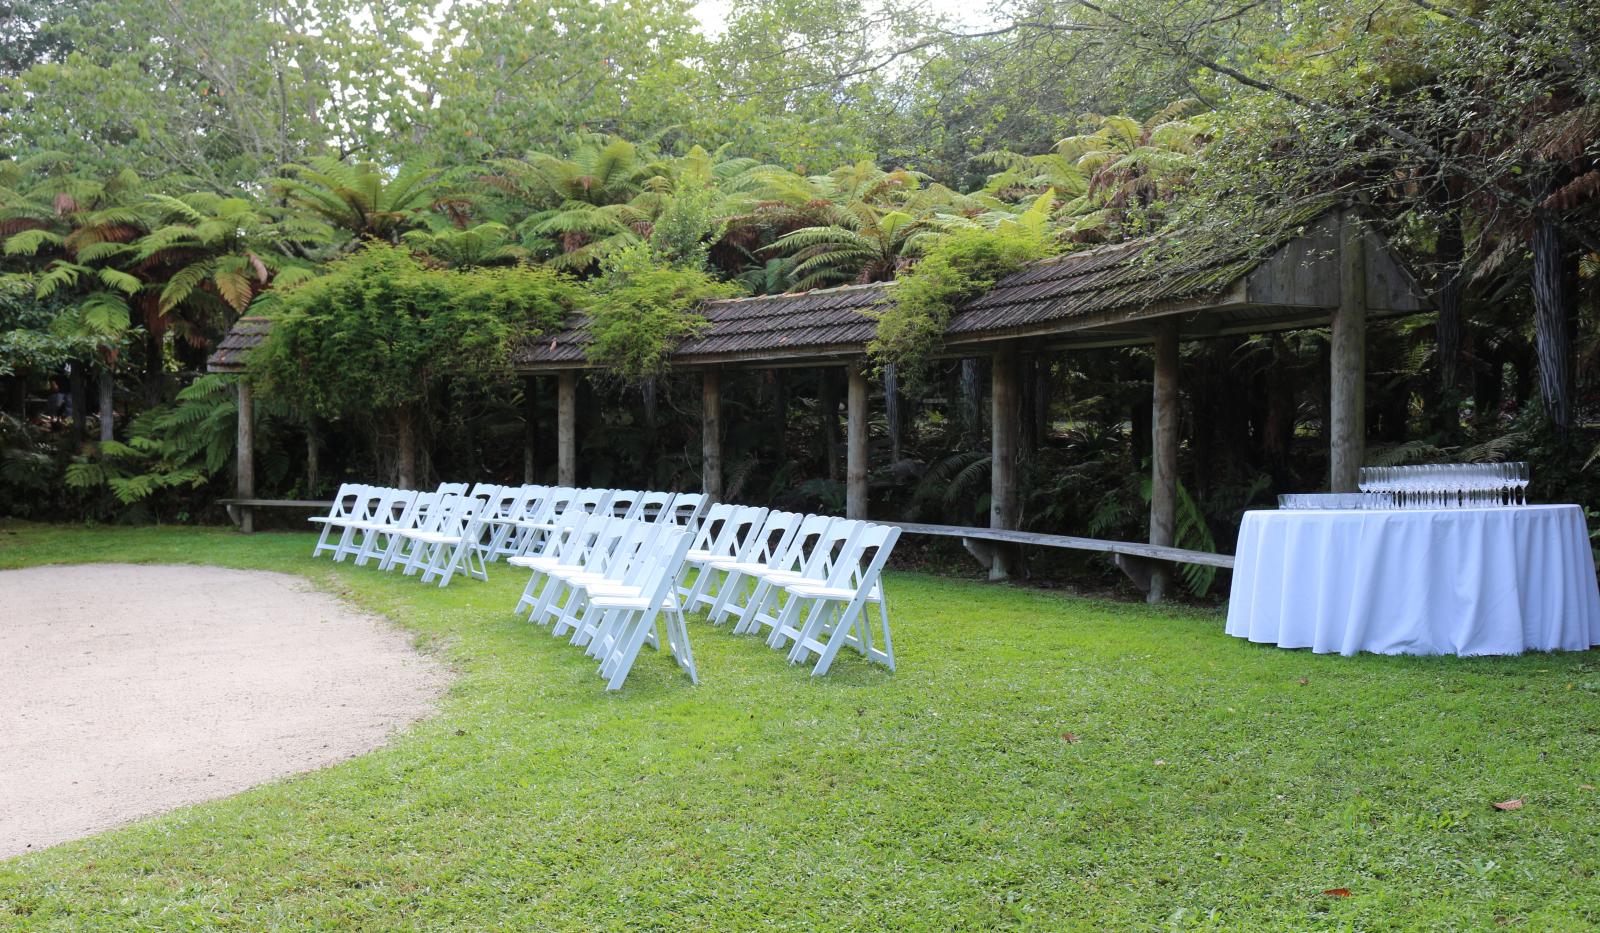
[386, 491, 432, 530]
[667, 493, 706, 527]
[772, 513, 835, 576]
[704, 505, 768, 558]
[325, 483, 367, 520]
[634, 491, 677, 523]
[417, 493, 465, 533]
[689, 502, 737, 551]
[435, 482, 470, 496]
[439, 496, 484, 539]
[468, 482, 504, 503]
[822, 523, 900, 594]
[485, 485, 529, 521]
[633, 527, 693, 608]
[795, 518, 863, 584]
[567, 488, 615, 516]
[606, 489, 645, 520]
[744, 510, 803, 567]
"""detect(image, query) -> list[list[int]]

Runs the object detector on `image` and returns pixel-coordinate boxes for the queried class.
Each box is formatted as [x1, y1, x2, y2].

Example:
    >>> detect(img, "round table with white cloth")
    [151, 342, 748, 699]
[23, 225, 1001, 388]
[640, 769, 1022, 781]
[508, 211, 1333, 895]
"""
[1225, 504, 1600, 656]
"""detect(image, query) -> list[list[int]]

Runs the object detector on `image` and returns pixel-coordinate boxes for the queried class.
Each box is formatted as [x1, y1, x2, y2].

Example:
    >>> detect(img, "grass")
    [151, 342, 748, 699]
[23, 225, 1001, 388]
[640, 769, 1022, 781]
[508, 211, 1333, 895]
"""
[1, 523, 1598, 931]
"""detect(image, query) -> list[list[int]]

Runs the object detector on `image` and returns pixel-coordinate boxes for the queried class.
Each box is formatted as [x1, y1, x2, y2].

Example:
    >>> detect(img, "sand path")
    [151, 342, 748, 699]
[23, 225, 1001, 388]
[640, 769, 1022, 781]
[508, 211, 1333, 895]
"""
[0, 563, 448, 859]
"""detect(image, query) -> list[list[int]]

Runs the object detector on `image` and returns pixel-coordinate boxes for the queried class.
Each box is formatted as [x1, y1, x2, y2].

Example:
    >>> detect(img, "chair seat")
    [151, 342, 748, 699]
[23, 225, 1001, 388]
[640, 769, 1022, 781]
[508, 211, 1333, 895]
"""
[507, 555, 559, 569]
[348, 520, 400, 532]
[709, 560, 772, 574]
[686, 548, 716, 561]
[402, 530, 459, 544]
[785, 582, 881, 600]
[589, 592, 680, 610]
[757, 569, 808, 583]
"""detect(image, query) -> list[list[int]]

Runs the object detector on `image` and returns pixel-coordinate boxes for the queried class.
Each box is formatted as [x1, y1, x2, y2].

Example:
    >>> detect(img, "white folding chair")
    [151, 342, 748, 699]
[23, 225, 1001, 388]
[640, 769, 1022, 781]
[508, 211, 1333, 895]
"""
[508, 506, 614, 618]
[587, 527, 698, 690]
[482, 485, 546, 561]
[705, 510, 803, 626]
[436, 482, 469, 496]
[350, 490, 423, 565]
[401, 497, 490, 586]
[727, 514, 836, 634]
[744, 518, 861, 642]
[379, 493, 457, 571]
[557, 518, 673, 641]
[679, 505, 768, 613]
[308, 484, 368, 557]
[772, 524, 900, 675]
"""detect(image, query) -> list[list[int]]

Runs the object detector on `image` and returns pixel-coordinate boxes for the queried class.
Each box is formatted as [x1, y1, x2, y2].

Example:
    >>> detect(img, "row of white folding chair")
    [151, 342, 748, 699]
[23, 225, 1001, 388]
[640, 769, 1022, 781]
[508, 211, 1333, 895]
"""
[700, 510, 898, 675]
[308, 483, 491, 586]
[312, 482, 458, 561]
[508, 511, 697, 689]
[510, 503, 687, 627]
[481, 487, 708, 563]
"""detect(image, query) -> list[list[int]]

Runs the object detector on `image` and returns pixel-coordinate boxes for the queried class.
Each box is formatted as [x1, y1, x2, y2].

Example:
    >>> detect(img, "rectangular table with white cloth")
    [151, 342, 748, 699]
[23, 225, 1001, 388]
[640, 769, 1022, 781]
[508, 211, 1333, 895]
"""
[1226, 504, 1600, 656]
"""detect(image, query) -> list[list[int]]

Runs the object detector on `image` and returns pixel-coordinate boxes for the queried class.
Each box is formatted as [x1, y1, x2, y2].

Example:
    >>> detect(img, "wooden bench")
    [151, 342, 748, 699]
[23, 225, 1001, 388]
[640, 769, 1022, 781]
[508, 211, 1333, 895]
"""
[882, 521, 1233, 596]
[218, 498, 335, 532]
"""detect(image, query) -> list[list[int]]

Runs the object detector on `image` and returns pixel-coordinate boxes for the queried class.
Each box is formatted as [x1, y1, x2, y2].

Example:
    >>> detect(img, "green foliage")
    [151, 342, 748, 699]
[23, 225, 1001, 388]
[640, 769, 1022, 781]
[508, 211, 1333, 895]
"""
[583, 249, 739, 381]
[254, 244, 578, 420]
[870, 225, 1055, 385]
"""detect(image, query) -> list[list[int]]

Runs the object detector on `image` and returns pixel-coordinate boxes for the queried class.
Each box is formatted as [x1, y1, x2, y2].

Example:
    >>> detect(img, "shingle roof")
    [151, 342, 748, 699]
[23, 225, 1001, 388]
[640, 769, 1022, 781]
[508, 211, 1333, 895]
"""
[212, 206, 1420, 374]
[512, 281, 890, 367]
[205, 316, 272, 372]
[947, 237, 1255, 337]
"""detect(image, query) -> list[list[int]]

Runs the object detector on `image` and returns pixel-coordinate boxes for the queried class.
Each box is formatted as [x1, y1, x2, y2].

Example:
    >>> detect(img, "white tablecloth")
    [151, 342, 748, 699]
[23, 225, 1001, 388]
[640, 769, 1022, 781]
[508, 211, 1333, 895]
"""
[1226, 504, 1600, 656]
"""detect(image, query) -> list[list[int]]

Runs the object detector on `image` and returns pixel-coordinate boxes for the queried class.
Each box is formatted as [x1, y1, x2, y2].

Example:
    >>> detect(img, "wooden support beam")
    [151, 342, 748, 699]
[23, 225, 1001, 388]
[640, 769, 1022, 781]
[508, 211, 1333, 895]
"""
[1148, 320, 1180, 603]
[989, 343, 1021, 581]
[846, 363, 869, 519]
[236, 379, 255, 534]
[1330, 209, 1368, 492]
[557, 371, 577, 487]
[702, 368, 724, 501]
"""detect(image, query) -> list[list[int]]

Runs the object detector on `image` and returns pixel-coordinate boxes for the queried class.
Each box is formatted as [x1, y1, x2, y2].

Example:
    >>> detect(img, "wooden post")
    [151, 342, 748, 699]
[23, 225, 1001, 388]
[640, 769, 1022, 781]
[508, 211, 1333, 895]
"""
[846, 363, 869, 519]
[557, 371, 577, 487]
[702, 368, 724, 501]
[236, 379, 255, 534]
[1148, 320, 1180, 603]
[522, 376, 538, 483]
[1329, 209, 1367, 492]
[989, 343, 1020, 581]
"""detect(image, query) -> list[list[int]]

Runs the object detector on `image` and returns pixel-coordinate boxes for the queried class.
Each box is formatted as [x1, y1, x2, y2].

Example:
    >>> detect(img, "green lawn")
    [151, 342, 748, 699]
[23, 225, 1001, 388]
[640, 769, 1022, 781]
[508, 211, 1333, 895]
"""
[1, 523, 1598, 930]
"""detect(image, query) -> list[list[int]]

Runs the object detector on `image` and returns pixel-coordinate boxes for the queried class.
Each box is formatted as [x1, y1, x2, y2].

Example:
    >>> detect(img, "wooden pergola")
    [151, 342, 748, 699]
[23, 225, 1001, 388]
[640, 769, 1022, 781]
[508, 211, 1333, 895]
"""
[210, 207, 1426, 597]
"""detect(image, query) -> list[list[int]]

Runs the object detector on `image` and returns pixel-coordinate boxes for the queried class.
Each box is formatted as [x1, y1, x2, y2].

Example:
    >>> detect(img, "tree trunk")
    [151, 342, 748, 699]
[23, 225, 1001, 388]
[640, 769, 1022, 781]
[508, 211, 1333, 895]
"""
[960, 358, 983, 448]
[305, 416, 321, 496]
[98, 367, 114, 442]
[523, 376, 539, 484]
[1531, 206, 1573, 431]
[396, 409, 418, 489]
[884, 364, 903, 463]
[819, 368, 840, 481]
[69, 363, 86, 450]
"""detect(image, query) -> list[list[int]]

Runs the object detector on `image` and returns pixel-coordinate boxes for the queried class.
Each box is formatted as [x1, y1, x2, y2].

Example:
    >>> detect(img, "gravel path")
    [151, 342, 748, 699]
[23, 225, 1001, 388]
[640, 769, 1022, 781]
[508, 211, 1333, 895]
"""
[0, 563, 448, 859]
